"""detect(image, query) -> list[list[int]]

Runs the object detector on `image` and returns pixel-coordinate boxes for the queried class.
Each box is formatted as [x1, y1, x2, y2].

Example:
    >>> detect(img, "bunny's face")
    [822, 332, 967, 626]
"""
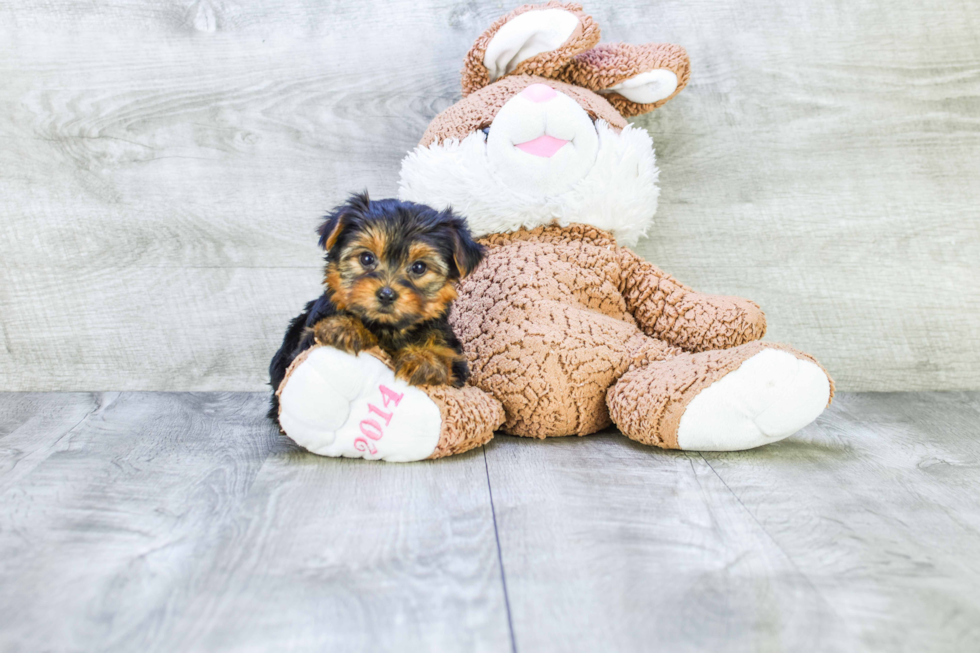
[398, 2, 690, 246]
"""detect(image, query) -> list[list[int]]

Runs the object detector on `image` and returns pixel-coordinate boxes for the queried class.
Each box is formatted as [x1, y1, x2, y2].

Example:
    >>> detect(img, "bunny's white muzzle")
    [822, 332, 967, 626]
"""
[486, 83, 599, 197]
[398, 83, 662, 246]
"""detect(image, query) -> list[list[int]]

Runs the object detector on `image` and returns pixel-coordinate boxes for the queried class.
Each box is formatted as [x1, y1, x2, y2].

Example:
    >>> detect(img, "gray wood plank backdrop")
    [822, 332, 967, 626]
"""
[1, 0, 978, 392]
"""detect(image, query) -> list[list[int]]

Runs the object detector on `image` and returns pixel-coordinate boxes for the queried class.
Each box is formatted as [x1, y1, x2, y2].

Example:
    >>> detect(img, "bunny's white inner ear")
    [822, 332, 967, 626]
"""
[483, 9, 580, 82]
[598, 69, 679, 104]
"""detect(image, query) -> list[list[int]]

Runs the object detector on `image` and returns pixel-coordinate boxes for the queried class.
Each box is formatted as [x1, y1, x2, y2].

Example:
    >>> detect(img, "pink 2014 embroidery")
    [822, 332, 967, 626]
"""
[353, 385, 404, 455]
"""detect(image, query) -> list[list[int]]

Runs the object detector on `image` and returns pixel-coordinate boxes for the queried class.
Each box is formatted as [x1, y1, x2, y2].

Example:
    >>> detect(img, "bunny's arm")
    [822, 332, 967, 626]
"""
[618, 247, 766, 352]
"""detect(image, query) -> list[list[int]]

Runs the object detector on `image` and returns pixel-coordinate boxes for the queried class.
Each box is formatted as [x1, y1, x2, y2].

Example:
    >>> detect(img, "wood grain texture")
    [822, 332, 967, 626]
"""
[484, 432, 843, 653]
[3, 391, 980, 650]
[0, 392, 510, 652]
[486, 392, 980, 652]
[0, 0, 978, 391]
[0, 392, 102, 493]
[700, 392, 980, 651]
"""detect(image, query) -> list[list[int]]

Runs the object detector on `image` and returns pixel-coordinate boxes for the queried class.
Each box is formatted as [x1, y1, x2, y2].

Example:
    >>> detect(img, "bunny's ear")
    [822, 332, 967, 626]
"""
[461, 2, 600, 96]
[559, 42, 691, 117]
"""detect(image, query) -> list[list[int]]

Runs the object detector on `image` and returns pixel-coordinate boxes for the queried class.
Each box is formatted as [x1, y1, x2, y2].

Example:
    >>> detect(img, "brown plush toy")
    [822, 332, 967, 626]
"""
[275, 2, 833, 461]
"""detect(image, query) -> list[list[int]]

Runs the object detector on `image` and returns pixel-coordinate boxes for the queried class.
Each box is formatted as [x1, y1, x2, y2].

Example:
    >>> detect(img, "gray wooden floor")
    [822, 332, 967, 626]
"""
[2, 392, 979, 652]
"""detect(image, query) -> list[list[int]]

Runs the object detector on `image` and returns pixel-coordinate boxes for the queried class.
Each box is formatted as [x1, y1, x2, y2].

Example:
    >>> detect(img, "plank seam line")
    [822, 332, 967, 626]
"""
[483, 446, 518, 653]
[696, 452, 843, 618]
[0, 393, 108, 495]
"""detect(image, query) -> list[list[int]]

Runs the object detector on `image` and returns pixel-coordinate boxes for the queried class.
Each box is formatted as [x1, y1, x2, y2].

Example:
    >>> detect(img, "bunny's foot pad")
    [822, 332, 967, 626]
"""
[277, 346, 504, 462]
[277, 347, 441, 462]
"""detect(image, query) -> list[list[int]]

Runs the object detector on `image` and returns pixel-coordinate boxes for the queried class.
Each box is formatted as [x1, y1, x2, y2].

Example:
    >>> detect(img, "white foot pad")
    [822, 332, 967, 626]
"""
[676, 349, 831, 452]
[278, 347, 442, 462]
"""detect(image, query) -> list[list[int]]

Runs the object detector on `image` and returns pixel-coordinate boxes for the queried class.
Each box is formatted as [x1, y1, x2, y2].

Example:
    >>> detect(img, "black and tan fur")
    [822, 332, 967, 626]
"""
[268, 193, 484, 419]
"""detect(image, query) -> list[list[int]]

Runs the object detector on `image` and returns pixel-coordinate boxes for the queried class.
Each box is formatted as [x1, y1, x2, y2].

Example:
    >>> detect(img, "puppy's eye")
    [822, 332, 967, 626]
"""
[481, 127, 490, 137]
[410, 261, 427, 276]
[359, 252, 377, 268]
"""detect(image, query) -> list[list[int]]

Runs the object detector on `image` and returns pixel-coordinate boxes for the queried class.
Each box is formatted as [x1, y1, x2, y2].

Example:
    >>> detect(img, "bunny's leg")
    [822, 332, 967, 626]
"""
[607, 341, 833, 451]
[276, 346, 504, 461]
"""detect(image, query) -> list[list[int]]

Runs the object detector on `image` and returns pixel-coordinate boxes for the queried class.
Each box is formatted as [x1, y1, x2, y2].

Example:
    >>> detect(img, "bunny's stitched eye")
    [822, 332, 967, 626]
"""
[410, 261, 427, 276]
[359, 252, 377, 268]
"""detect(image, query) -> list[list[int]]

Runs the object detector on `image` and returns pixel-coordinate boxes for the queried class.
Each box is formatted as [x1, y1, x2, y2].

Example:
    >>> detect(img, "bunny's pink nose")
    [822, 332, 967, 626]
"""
[520, 83, 557, 103]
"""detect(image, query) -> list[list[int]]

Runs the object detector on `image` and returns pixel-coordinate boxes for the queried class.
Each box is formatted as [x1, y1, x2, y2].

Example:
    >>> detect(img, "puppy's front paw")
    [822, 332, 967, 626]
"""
[312, 315, 377, 354]
[394, 346, 455, 387]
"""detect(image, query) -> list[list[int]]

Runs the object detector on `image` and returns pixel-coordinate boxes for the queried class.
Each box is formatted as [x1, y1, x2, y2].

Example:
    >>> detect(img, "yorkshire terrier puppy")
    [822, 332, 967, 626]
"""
[268, 193, 484, 419]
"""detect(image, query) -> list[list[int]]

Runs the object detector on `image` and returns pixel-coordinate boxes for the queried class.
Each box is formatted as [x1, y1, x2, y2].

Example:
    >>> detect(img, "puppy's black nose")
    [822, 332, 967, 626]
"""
[376, 286, 397, 304]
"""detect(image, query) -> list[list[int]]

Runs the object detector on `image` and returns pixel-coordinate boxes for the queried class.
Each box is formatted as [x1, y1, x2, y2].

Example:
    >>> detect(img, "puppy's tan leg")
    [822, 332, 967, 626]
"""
[393, 340, 460, 387]
[311, 314, 378, 354]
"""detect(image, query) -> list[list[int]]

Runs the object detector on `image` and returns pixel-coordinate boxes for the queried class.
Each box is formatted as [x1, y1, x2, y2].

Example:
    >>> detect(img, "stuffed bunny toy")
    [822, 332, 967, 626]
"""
[275, 2, 833, 461]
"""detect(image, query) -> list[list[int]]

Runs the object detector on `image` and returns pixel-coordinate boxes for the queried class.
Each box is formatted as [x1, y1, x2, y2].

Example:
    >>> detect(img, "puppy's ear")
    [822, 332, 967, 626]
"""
[317, 212, 345, 252]
[318, 192, 370, 252]
[450, 223, 484, 279]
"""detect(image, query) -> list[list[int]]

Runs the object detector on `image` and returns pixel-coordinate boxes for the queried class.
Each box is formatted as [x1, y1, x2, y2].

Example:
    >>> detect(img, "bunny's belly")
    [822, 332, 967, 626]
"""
[449, 224, 651, 437]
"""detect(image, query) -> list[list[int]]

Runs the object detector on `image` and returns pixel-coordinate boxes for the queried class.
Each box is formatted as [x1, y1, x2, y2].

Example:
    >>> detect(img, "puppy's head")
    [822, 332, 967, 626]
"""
[318, 193, 484, 330]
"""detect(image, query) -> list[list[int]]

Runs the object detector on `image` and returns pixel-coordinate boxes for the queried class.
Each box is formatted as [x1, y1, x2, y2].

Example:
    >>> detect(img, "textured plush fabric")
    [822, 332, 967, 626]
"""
[403, 119, 659, 245]
[275, 344, 313, 426]
[354, 348, 505, 459]
[607, 341, 835, 449]
[461, 2, 600, 97]
[277, 346, 503, 460]
[449, 224, 785, 439]
[424, 385, 505, 459]
[559, 42, 692, 117]
[618, 248, 767, 351]
[420, 74, 626, 148]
